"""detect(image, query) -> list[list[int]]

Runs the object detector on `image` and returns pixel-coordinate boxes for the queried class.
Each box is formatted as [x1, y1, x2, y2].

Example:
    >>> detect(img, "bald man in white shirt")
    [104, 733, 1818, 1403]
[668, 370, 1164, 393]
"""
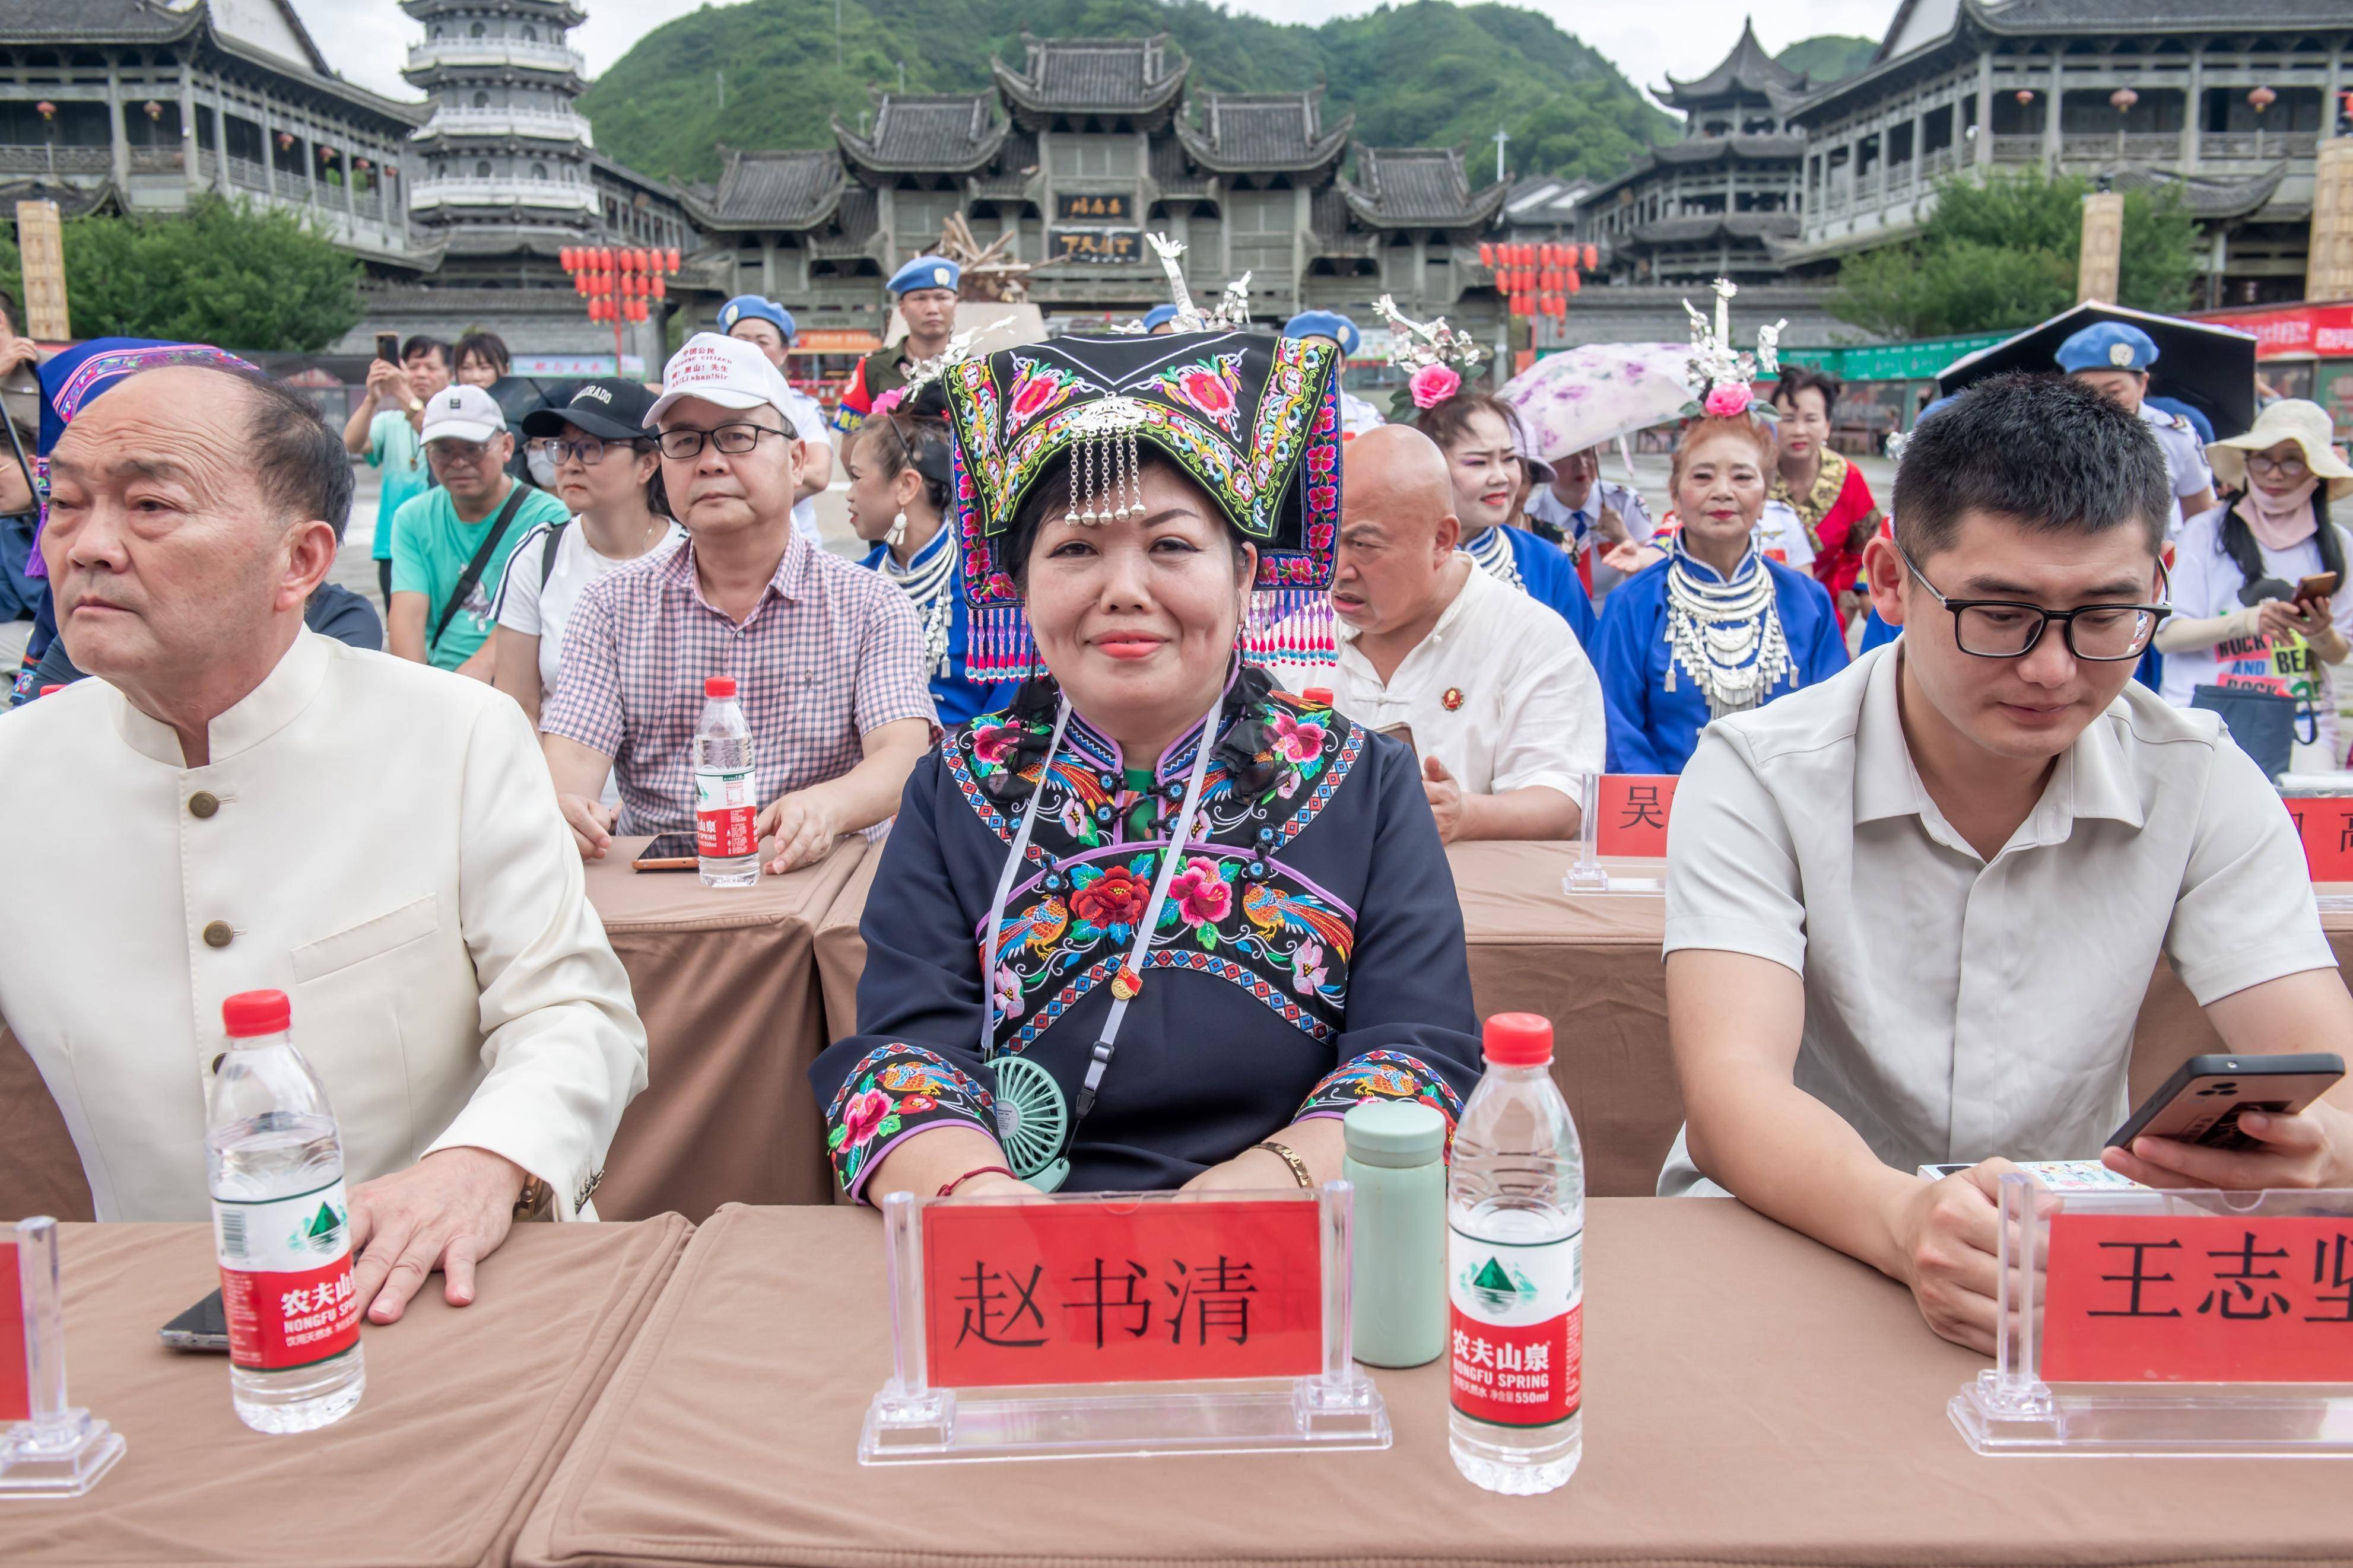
[1276, 425, 1603, 841]
[0, 364, 647, 1326]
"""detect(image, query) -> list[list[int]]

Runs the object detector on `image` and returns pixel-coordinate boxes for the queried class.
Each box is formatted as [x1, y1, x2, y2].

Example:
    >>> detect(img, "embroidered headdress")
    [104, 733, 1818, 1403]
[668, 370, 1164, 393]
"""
[1371, 295, 1487, 424]
[1678, 278, 1785, 422]
[938, 234, 1344, 677]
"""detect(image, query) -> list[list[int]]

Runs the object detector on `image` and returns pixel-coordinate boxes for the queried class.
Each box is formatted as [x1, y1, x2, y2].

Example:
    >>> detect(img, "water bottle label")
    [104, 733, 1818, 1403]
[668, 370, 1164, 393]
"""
[1447, 1224, 1582, 1427]
[212, 1178, 361, 1372]
[695, 765, 758, 859]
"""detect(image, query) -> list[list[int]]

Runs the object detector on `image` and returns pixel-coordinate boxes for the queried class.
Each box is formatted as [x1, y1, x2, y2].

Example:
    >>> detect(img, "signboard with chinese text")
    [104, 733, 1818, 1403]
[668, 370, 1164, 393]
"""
[0, 1241, 23, 1423]
[1047, 229, 1142, 265]
[2040, 1213, 2353, 1383]
[920, 1197, 1323, 1388]
[1055, 193, 1132, 223]
[2189, 302, 2353, 362]
[2285, 796, 2353, 882]
[1594, 775, 1677, 858]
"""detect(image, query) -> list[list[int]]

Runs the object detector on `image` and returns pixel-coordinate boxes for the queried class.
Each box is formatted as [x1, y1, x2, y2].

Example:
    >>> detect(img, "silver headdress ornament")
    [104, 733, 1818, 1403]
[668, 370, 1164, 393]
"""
[868, 327, 980, 419]
[1373, 294, 1488, 421]
[1679, 278, 1785, 419]
[1123, 234, 1255, 335]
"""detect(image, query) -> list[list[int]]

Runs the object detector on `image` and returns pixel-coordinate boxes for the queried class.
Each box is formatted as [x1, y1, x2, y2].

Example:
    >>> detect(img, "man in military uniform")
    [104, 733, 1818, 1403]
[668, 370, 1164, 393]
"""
[2056, 321, 2218, 535]
[833, 256, 961, 435]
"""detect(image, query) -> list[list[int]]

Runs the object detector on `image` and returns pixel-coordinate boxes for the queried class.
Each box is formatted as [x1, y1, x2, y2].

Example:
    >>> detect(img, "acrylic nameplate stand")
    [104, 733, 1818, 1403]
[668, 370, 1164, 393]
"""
[1563, 775, 1664, 896]
[0, 1217, 126, 1497]
[860, 1184, 1388, 1464]
[1950, 1176, 2353, 1456]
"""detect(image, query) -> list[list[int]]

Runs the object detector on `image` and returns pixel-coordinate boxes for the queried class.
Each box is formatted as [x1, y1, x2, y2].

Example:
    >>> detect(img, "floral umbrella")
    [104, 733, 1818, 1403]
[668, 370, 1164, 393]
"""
[1498, 342, 1695, 465]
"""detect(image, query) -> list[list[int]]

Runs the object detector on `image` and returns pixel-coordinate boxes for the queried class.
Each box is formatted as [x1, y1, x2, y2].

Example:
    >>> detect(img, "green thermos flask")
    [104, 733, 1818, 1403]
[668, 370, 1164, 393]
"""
[1343, 1100, 1447, 1368]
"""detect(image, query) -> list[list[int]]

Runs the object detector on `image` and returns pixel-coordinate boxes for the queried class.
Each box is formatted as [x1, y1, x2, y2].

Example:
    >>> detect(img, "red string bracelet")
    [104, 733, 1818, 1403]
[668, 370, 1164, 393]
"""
[938, 1165, 1016, 1198]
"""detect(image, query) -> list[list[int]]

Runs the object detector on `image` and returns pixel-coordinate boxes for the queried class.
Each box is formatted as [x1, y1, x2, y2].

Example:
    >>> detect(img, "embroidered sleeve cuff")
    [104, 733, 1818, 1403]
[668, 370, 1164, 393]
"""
[1293, 1050, 1463, 1134]
[826, 1043, 999, 1201]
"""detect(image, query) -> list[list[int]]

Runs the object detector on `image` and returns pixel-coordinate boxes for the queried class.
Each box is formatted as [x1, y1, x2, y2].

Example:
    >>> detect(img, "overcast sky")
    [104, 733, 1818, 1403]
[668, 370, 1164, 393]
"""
[294, 0, 1903, 110]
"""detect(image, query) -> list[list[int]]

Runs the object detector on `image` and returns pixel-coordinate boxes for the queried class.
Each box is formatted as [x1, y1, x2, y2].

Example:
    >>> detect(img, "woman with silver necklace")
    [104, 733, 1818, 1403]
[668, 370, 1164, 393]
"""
[1592, 408, 1850, 773]
[844, 402, 1014, 726]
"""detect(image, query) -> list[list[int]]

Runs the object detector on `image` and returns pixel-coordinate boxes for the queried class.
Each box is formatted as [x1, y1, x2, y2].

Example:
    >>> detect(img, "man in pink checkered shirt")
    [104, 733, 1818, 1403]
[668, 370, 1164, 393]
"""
[542, 334, 935, 873]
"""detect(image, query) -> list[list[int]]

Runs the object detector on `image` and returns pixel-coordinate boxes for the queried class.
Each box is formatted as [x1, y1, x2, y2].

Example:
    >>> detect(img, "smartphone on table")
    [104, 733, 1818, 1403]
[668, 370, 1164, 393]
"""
[2106, 1052, 2346, 1153]
[160, 1287, 229, 1352]
[631, 831, 700, 872]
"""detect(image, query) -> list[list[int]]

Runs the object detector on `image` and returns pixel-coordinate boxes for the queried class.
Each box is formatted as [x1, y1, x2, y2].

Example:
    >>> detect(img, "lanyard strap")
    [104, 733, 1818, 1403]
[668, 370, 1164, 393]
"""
[979, 698, 1075, 1066]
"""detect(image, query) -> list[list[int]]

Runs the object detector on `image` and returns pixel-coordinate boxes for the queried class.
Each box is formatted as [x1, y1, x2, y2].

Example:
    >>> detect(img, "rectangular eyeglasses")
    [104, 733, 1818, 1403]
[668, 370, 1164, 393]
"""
[1897, 543, 2170, 661]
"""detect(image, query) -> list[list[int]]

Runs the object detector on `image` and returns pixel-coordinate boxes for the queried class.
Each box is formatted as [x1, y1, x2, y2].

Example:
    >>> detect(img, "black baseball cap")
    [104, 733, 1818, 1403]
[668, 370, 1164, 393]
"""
[521, 377, 660, 442]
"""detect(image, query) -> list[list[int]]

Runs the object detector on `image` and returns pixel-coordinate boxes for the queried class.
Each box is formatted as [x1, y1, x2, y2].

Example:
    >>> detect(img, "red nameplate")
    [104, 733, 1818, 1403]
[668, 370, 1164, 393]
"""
[0, 1240, 24, 1421]
[2040, 1213, 2353, 1383]
[1594, 774, 1678, 858]
[922, 1198, 1323, 1389]
[2285, 797, 2353, 882]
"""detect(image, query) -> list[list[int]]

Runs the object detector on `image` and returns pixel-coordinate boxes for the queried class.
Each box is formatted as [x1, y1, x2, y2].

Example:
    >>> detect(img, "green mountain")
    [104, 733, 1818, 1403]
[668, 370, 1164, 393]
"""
[1776, 34, 1880, 87]
[579, 0, 1677, 187]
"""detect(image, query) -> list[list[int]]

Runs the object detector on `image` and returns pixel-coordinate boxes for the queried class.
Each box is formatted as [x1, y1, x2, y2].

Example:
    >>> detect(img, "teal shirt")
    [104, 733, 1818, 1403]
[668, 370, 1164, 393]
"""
[366, 409, 433, 562]
[388, 481, 569, 670]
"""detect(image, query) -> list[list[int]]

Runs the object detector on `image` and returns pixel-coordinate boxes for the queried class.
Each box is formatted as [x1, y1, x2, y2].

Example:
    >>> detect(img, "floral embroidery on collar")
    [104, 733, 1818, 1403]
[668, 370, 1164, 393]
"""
[1770, 446, 1848, 552]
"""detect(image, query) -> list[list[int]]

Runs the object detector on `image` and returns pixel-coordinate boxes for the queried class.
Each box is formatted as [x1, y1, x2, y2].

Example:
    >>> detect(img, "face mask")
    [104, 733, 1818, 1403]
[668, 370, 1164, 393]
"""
[526, 446, 560, 490]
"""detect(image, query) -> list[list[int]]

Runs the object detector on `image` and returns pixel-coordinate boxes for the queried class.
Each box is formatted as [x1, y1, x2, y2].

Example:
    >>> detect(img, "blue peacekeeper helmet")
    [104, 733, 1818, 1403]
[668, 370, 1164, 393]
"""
[1141, 303, 1181, 331]
[888, 255, 961, 296]
[718, 295, 795, 344]
[2056, 321, 2158, 374]
[1282, 309, 1361, 358]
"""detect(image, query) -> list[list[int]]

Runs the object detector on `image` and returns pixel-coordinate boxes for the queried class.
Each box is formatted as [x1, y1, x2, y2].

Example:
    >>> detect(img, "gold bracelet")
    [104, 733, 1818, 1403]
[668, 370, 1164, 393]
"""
[1252, 1139, 1313, 1189]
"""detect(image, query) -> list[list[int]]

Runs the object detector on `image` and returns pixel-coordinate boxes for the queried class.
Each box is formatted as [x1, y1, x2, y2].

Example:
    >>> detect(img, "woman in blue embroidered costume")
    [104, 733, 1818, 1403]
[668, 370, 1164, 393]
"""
[1593, 408, 1848, 772]
[808, 295, 1482, 1203]
[844, 397, 1016, 726]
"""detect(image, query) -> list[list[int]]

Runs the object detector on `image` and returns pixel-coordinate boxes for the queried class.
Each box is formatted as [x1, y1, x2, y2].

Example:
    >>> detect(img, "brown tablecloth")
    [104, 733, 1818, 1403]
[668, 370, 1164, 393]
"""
[0, 1216, 690, 1568]
[516, 1201, 2353, 1568]
[813, 838, 881, 1049]
[0, 839, 865, 1226]
[583, 836, 867, 1221]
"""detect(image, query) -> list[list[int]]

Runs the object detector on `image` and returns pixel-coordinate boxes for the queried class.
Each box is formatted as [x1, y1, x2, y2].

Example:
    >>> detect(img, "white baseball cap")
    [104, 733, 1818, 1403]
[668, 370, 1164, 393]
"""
[647, 332, 796, 432]
[419, 383, 507, 444]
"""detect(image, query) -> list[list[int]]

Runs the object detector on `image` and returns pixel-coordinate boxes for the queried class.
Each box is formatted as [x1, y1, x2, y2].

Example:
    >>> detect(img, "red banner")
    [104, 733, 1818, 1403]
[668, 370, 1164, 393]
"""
[2040, 1213, 2353, 1383]
[2284, 797, 2353, 882]
[922, 1198, 1324, 1388]
[1594, 774, 1678, 858]
[2188, 303, 2353, 362]
[0, 1240, 23, 1421]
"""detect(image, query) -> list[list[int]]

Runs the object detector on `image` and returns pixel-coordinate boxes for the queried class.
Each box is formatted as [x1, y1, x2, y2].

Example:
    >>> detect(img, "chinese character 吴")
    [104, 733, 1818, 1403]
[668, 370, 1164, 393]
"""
[953, 1261, 1047, 1348]
[2087, 1238, 2185, 1318]
[1063, 1258, 1153, 1348]
[2198, 1231, 2294, 1321]
[1164, 1255, 1257, 1346]
[1619, 784, 1665, 830]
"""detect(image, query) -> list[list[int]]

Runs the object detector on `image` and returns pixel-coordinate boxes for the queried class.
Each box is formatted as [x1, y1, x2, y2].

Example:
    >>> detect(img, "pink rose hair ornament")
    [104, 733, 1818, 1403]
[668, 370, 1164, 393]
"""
[1678, 278, 1785, 422]
[1374, 294, 1488, 424]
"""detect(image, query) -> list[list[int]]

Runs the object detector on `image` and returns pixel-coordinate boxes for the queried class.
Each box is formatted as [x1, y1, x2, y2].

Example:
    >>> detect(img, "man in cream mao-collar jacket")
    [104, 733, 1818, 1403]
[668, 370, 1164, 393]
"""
[1, 627, 648, 1226]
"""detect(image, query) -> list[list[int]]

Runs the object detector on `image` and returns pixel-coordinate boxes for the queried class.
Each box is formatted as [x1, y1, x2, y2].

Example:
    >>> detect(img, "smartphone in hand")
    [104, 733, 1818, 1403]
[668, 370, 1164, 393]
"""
[2107, 1053, 2345, 1153]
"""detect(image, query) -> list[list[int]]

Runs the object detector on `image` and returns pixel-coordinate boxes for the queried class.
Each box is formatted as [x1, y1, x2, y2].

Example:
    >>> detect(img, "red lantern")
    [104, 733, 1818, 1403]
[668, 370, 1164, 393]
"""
[585, 298, 600, 322]
[2109, 87, 2138, 113]
[1566, 271, 1581, 295]
[34, 101, 54, 121]
[560, 246, 576, 271]
[2250, 85, 2278, 113]
[2015, 88, 2036, 106]
[636, 248, 652, 272]
[1582, 243, 1598, 271]
[665, 248, 681, 273]
[1479, 242, 1495, 268]
[573, 273, 588, 296]
[649, 275, 666, 300]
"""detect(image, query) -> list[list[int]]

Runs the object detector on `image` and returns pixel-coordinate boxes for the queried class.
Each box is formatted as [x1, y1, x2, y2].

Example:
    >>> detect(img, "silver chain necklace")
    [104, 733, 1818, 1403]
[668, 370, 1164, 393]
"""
[879, 530, 957, 678]
[1663, 539, 1792, 720]
[1463, 524, 1522, 590]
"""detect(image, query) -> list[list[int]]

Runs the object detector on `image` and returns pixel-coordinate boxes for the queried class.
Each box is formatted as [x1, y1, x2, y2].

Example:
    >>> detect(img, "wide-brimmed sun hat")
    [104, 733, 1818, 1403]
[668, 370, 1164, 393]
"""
[2207, 398, 2353, 502]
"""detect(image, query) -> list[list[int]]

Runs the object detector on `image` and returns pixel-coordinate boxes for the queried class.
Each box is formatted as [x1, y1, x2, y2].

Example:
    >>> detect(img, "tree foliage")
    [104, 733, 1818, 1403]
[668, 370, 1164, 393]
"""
[34, 196, 363, 352]
[1830, 168, 2199, 339]
[1773, 36, 1878, 85]
[578, 0, 1676, 186]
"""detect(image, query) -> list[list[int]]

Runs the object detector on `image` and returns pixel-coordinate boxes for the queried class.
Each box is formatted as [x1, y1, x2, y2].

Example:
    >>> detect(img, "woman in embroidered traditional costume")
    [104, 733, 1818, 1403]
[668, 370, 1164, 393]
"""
[1593, 411, 1849, 774]
[1768, 365, 1882, 618]
[844, 400, 1017, 726]
[809, 300, 1482, 1202]
[1413, 392, 1598, 648]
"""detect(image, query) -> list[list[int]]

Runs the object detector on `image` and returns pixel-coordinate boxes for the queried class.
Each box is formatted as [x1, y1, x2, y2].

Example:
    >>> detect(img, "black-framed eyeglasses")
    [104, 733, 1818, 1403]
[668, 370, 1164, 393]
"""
[656, 422, 795, 460]
[2246, 450, 2313, 479]
[527, 435, 625, 465]
[1898, 544, 2170, 661]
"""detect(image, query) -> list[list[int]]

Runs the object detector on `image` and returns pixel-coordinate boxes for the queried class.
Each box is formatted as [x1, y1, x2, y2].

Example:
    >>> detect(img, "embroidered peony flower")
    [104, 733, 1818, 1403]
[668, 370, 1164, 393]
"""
[1008, 364, 1071, 424]
[840, 1087, 893, 1149]
[1059, 795, 1089, 838]
[1703, 381, 1752, 419]
[869, 388, 906, 418]
[1409, 364, 1462, 409]
[1277, 770, 1302, 800]
[993, 965, 1024, 1021]
[898, 1094, 937, 1114]
[1170, 857, 1232, 927]
[1271, 711, 1325, 764]
[972, 723, 1018, 766]
[1292, 940, 1328, 995]
[1072, 864, 1151, 931]
[1178, 365, 1237, 419]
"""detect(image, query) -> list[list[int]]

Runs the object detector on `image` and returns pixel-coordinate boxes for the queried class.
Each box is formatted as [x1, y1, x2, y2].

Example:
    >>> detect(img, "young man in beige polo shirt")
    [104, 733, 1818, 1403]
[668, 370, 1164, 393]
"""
[1662, 374, 2353, 1354]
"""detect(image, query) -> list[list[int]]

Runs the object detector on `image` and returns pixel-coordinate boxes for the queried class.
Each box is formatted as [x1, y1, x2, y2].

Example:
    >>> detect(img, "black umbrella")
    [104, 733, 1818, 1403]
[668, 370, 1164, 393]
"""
[1935, 302, 2257, 440]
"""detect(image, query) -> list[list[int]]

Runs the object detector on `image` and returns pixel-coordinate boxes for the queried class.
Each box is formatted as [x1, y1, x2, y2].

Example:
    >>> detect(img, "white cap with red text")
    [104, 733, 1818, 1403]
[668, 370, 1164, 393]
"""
[646, 332, 796, 432]
[418, 383, 507, 444]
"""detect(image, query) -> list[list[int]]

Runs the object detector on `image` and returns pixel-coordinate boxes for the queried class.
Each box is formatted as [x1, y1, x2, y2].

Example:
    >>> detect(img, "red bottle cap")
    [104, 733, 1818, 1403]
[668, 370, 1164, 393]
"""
[1303, 686, 1333, 707]
[704, 676, 738, 699]
[222, 990, 291, 1039]
[1482, 1012, 1553, 1066]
